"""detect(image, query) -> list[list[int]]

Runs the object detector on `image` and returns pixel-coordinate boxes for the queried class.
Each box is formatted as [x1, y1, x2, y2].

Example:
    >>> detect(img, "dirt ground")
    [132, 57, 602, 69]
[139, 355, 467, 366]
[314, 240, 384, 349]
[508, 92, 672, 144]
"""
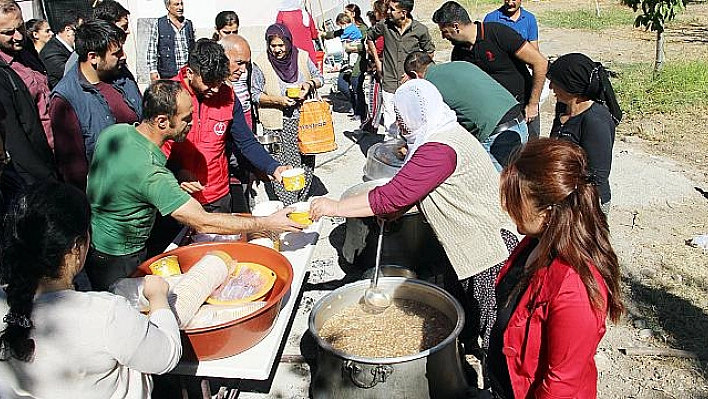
[412, 0, 708, 397]
[435, 1, 708, 398]
[239, 2, 708, 398]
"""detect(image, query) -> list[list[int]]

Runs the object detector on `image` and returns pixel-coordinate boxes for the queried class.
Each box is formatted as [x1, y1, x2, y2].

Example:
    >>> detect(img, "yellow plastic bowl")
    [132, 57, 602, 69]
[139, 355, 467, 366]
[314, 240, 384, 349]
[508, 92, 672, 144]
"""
[282, 168, 305, 191]
[148, 255, 181, 277]
[286, 85, 301, 99]
[288, 211, 313, 225]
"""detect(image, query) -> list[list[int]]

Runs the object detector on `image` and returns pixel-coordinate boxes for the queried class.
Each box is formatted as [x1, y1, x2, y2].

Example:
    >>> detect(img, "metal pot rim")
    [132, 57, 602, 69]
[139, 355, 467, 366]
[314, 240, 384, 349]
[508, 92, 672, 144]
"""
[340, 178, 390, 200]
[307, 277, 465, 365]
[257, 133, 282, 145]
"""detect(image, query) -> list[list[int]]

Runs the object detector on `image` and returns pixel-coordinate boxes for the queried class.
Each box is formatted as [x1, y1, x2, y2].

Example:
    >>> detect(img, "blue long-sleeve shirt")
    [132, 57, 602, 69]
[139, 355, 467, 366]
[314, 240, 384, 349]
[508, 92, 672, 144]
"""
[230, 98, 280, 175]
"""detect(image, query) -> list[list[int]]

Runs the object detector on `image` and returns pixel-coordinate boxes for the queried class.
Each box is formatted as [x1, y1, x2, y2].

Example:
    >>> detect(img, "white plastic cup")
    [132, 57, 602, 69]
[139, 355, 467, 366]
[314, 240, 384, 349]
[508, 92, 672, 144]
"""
[251, 200, 284, 217]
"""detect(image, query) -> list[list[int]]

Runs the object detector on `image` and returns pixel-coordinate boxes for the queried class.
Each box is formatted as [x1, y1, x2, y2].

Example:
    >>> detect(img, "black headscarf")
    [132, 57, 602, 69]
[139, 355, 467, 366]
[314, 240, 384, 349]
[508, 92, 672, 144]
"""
[547, 53, 622, 125]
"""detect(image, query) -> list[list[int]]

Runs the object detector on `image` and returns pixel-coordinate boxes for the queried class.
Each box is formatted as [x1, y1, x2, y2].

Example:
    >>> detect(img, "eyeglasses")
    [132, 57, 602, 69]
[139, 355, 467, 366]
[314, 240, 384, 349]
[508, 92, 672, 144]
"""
[220, 30, 238, 35]
[0, 26, 24, 36]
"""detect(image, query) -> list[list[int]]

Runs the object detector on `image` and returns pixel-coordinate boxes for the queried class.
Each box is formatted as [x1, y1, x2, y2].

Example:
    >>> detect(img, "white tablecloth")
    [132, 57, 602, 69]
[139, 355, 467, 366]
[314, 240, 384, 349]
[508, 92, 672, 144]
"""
[168, 221, 321, 380]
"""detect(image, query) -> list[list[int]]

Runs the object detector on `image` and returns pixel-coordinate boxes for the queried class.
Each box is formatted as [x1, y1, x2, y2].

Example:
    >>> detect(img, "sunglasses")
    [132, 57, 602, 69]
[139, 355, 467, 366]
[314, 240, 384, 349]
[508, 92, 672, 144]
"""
[220, 29, 238, 35]
[0, 27, 24, 36]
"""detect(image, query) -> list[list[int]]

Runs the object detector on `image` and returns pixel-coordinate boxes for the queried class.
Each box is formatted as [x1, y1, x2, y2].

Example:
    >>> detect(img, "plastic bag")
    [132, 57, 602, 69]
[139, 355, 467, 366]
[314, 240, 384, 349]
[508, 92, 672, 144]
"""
[209, 263, 276, 305]
[110, 275, 184, 313]
[687, 234, 708, 249]
[110, 277, 149, 313]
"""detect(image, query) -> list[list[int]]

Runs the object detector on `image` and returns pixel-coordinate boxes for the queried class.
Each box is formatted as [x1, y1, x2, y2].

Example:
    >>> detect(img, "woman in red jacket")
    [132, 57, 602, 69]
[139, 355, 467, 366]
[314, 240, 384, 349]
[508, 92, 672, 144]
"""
[488, 138, 623, 398]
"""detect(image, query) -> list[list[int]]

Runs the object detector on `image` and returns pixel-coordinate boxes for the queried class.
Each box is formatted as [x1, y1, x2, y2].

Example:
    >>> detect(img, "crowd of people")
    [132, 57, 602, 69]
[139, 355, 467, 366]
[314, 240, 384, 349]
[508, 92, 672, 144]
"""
[0, 0, 625, 397]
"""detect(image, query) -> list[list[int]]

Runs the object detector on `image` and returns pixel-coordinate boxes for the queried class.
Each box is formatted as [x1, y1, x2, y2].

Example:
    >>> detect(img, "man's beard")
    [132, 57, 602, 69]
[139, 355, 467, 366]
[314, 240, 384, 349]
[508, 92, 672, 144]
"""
[98, 64, 123, 81]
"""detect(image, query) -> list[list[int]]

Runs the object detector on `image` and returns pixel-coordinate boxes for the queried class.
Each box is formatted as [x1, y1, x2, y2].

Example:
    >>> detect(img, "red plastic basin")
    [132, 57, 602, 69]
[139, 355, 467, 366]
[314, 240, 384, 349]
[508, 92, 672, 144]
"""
[136, 242, 294, 361]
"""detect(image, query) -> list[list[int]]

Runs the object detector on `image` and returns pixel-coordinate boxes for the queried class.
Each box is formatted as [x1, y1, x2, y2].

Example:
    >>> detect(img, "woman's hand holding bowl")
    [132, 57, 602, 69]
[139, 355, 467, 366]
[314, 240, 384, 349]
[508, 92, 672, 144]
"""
[309, 197, 339, 221]
[279, 96, 297, 108]
[299, 81, 312, 100]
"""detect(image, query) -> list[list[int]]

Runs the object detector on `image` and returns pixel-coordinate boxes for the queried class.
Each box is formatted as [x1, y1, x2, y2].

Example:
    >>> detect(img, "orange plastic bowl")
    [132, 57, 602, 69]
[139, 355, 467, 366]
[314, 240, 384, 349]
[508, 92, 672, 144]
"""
[136, 242, 294, 361]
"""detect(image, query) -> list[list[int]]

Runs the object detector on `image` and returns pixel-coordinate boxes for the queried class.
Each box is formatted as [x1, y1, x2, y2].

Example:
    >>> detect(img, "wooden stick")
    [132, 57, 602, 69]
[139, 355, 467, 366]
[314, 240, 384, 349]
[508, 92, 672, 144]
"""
[618, 347, 701, 360]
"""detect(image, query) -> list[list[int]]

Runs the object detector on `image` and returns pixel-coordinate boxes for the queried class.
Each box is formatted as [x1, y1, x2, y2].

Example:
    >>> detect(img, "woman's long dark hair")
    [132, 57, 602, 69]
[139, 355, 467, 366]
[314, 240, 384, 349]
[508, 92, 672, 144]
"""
[500, 138, 623, 322]
[212, 10, 239, 41]
[0, 182, 91, 362]
[345, 4, 366, 26]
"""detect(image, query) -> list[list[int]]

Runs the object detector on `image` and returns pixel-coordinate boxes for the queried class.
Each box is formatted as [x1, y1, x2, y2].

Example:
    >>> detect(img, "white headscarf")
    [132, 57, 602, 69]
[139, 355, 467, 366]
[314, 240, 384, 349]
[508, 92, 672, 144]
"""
[394, 79, 459, 163]
[279, 0, 310, 27]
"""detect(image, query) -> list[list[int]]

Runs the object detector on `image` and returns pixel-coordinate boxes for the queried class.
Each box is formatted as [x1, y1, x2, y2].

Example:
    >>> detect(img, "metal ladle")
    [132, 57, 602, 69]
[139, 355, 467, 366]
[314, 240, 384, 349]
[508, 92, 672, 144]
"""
[362, 219, 392, 312]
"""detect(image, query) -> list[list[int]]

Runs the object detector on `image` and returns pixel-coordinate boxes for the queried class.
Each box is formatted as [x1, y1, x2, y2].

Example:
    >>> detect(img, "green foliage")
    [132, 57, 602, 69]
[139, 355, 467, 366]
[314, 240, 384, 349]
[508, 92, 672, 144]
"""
[538, 8, 635, 30]
[613, 60, 708, 116]
[621, 0, 688, 32]
[460, 0, 501, 8]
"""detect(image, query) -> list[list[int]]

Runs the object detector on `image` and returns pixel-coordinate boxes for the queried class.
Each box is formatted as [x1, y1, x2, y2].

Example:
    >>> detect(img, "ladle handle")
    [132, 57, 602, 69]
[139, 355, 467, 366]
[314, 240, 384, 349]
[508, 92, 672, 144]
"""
[372, 218, 385, 289]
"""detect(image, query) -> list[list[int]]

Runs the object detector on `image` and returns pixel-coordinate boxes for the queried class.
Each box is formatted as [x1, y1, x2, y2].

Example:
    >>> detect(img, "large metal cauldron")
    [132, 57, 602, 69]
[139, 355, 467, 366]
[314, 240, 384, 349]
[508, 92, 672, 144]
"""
[341, 179, 440, 272]
[363, 140, 406, 181]
[308, 278, 471, 399]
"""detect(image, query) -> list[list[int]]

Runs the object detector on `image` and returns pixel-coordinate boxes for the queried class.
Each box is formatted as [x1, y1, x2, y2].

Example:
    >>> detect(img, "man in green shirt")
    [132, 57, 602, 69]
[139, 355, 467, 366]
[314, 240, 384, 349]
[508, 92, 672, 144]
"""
[86, 80, 302, 290]
[403, 51, 528, 170]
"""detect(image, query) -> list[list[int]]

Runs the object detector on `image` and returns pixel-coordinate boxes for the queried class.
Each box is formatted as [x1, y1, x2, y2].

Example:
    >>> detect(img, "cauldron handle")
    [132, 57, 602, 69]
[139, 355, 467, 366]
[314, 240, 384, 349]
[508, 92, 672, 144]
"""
[343, 361, 393, 389]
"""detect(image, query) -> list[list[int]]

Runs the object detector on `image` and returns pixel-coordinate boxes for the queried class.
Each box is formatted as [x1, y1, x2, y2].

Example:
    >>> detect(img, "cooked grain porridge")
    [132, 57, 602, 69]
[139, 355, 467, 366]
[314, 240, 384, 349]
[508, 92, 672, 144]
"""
[318, 299, 454, 358]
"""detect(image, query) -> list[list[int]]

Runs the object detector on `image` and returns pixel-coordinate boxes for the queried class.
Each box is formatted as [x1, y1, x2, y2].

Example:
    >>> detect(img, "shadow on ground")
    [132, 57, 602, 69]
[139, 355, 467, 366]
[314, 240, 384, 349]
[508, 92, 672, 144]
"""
[625, 277, 708, 377]
[323, 91, 352, 114]
[342, 129, 384, 157]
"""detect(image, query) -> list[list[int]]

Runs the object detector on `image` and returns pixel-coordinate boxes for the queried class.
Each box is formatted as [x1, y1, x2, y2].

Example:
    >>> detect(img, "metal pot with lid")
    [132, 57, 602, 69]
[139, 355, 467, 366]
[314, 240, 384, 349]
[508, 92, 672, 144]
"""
[363, 140, 406, 181]
[340, 179, 439, 272]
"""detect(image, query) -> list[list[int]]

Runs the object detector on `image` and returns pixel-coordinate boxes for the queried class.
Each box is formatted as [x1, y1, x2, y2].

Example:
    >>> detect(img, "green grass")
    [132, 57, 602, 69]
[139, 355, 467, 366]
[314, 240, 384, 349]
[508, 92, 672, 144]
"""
[613, 60, 708, 116]
[459, 0, 501, 9]
[539, 8, 636, 30]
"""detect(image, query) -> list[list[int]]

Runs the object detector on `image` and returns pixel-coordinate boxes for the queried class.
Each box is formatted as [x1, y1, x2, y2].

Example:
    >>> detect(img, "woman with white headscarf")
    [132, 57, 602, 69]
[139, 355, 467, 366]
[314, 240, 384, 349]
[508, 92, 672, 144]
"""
[276, 0, 319, 63]
[310, 79, 515, 352]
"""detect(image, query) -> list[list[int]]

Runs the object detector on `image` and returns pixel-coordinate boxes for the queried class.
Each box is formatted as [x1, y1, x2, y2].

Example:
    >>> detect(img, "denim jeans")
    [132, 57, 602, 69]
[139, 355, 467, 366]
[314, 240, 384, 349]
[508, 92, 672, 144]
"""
[336, 71, 350, 96]
[481, 120, 529, 172]
[337, 72, 366, 118]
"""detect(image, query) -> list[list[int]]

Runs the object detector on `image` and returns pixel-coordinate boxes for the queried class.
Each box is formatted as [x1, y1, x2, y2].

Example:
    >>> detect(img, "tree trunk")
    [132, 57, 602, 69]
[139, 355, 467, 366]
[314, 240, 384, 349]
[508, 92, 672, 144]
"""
[595, 0, 602, 17]
[654, 30, 665, 76]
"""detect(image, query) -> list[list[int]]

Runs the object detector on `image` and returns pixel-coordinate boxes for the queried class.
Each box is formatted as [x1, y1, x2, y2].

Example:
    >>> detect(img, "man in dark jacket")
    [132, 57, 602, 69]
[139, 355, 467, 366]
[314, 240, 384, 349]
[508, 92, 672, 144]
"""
[40, 13, 79, 88]
[0, 1, 58, 209]
[50, 19, 141, 190]
[146, 0, 194, 81]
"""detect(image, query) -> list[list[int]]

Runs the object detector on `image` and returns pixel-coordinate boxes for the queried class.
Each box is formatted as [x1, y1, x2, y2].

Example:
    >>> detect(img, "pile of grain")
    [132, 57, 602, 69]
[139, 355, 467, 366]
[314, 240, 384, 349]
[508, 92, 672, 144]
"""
[318, 299, 454, 358]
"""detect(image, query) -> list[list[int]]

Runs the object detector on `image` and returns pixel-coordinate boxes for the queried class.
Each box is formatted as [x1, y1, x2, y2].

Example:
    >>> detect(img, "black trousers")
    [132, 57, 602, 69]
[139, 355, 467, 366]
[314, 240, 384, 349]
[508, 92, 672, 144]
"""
[85, 246, 148, 291]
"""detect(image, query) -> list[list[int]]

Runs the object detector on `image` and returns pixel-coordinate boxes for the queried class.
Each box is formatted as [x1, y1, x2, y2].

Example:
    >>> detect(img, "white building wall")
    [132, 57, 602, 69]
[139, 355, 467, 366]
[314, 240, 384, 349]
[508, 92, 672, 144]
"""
[116, 0, 371, 83]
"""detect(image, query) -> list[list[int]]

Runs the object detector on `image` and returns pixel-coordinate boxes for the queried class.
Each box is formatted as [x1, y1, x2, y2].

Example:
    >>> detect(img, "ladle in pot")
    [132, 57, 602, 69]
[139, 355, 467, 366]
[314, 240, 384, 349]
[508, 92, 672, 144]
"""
[362, 218, 392, 312]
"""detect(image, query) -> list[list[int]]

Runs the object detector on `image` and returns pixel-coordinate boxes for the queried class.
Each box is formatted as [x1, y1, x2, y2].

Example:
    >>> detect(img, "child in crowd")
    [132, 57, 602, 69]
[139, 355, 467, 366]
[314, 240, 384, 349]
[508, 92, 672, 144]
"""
[336, 13, 363, 47]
